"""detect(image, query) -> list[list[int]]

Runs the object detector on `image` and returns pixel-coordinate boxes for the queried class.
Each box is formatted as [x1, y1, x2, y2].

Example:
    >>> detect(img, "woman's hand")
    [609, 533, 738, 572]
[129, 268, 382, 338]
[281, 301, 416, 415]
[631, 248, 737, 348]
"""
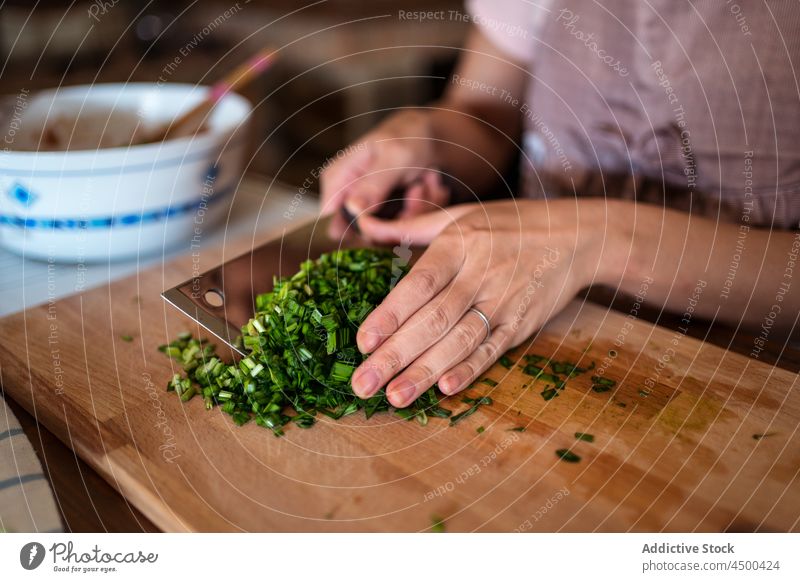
[349, 198, 624, 407]
[320, 110, 451, 239]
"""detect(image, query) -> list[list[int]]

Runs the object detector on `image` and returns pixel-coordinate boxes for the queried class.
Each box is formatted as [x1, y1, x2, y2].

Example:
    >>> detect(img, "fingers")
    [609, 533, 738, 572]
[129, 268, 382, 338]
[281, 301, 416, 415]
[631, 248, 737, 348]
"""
[384, 306, 491, 407]
[438, 324, 513, 396]
[319, 142, 371, 216]
[358, 203, 477, 245]
[397, 171, 451, 219]
[352, 275, 474, 398]
[342, 168, 408, 217]
[356, 240, 463, 354]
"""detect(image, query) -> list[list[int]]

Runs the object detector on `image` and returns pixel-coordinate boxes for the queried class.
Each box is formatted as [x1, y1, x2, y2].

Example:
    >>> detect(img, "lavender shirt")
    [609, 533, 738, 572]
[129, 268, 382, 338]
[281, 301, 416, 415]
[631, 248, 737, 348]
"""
[467, 0, 800, 229]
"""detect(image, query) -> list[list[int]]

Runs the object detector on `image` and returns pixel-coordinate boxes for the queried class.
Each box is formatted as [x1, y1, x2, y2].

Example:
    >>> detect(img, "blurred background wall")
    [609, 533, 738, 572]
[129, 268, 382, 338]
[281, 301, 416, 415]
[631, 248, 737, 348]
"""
[0, 0, 469, 186]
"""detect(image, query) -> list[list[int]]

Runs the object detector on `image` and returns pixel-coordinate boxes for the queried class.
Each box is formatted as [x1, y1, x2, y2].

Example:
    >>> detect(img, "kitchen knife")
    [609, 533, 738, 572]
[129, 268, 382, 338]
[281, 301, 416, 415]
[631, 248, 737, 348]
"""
[162, 193, 413, 356]
[162, 215, 346, 355]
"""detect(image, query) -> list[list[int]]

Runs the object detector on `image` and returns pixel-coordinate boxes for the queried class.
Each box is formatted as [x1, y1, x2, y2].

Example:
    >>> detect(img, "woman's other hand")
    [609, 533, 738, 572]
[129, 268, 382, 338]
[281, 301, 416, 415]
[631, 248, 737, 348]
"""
[349, 198, 624, 407]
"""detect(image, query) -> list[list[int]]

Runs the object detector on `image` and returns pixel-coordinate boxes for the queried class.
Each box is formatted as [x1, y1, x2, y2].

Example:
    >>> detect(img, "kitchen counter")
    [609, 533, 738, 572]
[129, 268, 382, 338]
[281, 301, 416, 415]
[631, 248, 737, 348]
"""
[1, 177, 798, 532]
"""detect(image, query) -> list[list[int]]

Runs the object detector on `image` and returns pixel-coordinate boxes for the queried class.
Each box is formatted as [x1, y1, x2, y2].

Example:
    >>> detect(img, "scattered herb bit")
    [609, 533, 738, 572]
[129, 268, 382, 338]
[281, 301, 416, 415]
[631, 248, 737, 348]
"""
[540, 387, 559, 401]
[555, 448, 581, 463]
[591, 375, 616, 387]
[462, 395, 492, 405]
[324, 511, 334, 520]
[522, 364, 543, 377]
[481, 378, 498, 387]
[522, 365, 565, 389]
[476, 426, 485, 434]
[498, 355, 513, 369]
[752, 432, 776, 440]
[615, 401, 627, 408]
[508, 426, 526, 432]
[524, 354, 548, 365]
[549, 360, 588, 378]
[430, 515, 446, 533]
[450, 396, 493, 426]
[120, 334, 134, 342]
[591, 375, 616, 393]
[159, 249, 452, 435]
[574, 432, 594, 442]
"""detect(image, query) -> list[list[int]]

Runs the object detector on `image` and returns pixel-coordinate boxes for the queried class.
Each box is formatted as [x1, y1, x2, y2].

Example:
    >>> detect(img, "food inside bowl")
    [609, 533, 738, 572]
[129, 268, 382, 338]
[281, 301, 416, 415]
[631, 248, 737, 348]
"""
[4, 103, 206, 152]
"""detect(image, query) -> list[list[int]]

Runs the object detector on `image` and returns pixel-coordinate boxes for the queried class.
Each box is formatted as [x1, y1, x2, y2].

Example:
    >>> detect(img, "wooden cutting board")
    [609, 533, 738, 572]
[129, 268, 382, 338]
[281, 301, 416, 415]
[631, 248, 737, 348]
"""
[1, 231, 798, 532]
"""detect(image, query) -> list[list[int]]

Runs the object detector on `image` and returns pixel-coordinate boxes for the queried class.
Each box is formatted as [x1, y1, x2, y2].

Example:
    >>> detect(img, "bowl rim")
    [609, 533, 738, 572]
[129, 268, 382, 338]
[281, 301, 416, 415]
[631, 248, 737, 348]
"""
[2, 82, 252, 157]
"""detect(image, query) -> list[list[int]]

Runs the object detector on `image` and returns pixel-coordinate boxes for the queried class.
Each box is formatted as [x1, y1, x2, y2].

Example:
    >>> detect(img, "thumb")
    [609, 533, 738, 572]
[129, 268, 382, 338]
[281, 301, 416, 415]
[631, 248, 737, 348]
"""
[358, 204, 477, 245]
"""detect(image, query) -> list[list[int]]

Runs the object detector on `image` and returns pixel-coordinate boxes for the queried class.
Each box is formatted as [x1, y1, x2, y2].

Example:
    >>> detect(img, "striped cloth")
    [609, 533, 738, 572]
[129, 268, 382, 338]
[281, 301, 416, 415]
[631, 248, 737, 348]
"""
[0, 395, 62, 533]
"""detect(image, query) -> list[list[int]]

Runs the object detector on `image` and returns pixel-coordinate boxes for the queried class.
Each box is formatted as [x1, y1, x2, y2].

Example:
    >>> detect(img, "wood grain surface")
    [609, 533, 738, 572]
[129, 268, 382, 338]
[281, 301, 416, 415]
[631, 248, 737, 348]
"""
[1, 228, 798, 532]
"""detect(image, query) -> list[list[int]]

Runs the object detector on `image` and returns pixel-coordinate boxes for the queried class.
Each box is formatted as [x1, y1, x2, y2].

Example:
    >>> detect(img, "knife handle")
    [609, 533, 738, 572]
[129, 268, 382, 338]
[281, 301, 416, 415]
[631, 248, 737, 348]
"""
[337, 171, 458, 234]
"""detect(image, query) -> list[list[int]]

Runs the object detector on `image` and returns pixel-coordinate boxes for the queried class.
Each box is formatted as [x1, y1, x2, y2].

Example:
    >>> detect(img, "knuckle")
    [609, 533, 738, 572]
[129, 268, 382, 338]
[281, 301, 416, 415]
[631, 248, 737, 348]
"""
[425, 305, 451, 337]
[452, 322, 480, 352]
[411, 362, 437, 384]
[376, 345, 405, 374]
[458, 359, 477, 385]
[407, 268, 439, 296]
[381, 139, 412, 165]
[376, 308, 401, 335]
[319, 162, 340, 188]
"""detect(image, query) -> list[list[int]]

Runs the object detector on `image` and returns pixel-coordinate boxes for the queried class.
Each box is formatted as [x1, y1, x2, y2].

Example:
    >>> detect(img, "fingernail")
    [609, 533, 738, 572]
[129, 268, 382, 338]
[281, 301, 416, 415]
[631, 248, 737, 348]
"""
[438, 373, 460, 395]
[352, 368, 379, 397]
[359, 328, 381, 353]
[388, 380, 416, 407]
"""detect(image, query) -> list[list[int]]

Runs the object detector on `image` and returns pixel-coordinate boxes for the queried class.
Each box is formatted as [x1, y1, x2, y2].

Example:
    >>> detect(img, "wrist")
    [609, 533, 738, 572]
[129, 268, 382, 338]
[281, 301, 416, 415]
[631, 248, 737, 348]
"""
[579, 198, 639, 287]
[606, 199, 653, 288]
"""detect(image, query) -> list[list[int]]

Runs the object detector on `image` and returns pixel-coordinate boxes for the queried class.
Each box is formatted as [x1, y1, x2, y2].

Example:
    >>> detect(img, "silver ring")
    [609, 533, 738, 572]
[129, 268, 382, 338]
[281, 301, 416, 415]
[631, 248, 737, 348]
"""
[469, 307, 491, 343]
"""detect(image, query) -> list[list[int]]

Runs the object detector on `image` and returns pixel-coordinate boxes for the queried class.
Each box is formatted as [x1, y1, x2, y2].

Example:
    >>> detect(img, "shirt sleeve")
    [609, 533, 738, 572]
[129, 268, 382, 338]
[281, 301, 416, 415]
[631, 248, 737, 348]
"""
[465, 0, 551, 64]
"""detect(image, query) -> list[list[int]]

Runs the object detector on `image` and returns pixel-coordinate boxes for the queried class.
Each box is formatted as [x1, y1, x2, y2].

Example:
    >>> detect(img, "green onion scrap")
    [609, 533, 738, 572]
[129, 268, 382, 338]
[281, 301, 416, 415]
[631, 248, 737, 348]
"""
[449, 395, 493, 426]
[555, 448, 581, 463]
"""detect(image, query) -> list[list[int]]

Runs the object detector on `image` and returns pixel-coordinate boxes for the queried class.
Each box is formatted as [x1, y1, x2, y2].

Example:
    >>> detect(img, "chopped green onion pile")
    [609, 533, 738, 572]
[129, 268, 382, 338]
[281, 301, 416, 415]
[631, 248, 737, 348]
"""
[159, 248, 452, 435]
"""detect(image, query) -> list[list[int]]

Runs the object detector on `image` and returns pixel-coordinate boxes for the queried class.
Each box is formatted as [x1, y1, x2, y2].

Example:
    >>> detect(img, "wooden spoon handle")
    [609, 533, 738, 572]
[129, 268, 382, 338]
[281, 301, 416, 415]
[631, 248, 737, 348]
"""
[144, 47, 276, 143]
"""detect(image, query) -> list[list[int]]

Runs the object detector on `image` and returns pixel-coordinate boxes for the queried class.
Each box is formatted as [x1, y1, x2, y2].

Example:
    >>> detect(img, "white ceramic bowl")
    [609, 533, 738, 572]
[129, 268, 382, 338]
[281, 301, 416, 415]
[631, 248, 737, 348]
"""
[0, 83, 251, 262]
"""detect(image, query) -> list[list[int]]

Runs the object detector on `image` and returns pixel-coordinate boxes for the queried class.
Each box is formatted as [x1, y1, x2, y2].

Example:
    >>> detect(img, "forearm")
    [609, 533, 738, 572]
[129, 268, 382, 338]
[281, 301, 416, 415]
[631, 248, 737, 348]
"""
[426, 26, 525, 200]
[608, 200, 800, 335]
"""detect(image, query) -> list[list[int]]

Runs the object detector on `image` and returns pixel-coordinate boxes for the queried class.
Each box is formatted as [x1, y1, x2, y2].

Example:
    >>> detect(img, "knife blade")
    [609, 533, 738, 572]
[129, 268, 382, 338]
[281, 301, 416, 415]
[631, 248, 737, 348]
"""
[162, 215, 349, 355]
[162, 192, 415, 355]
